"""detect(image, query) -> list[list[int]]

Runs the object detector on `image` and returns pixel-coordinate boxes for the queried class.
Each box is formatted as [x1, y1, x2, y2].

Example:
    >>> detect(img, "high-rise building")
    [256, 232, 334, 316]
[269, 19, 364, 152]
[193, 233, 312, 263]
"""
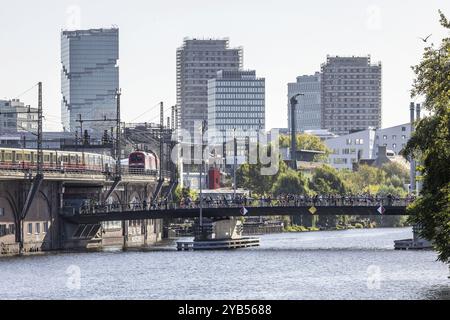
[61, 28, 119, 136]
[321, 56, 382, 135]
[176, 38, 243, 137]
[0, 99, 38, 134]
[287, 72, 322, 133]
[208, 70, 265, 156]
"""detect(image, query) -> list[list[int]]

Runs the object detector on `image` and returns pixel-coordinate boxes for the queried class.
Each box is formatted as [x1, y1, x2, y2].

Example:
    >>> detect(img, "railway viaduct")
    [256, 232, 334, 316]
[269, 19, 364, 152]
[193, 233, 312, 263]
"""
[0, 170, 171, 255]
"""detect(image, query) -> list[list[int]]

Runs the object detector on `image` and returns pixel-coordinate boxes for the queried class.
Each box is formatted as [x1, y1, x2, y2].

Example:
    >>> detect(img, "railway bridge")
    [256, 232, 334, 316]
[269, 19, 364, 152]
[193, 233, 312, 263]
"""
[0, 168, 173, 255]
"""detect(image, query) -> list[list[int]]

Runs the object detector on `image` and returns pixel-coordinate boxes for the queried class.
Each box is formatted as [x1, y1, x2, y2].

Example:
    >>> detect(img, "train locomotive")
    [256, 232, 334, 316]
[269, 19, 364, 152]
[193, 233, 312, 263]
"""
[128, 150, 159, 174]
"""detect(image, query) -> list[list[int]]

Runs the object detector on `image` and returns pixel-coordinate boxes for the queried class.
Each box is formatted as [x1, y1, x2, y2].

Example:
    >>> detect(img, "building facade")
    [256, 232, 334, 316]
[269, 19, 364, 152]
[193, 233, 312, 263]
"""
[176, 38, 243, 138]
[61, 28, 119, 136]
[0, 99, 38, 134]
[321, 56, 382, 135]
[207, 70, 265, 158]
[325, 123, 411, 170]
[287, 72, 322, 132]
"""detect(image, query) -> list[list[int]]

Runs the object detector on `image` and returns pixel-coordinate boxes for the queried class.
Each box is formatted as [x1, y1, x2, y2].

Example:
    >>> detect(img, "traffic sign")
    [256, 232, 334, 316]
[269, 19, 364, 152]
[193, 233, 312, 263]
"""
[241, 207, 248, 216]
[309, 206, 317, 215]
[377, 205, 385, 215]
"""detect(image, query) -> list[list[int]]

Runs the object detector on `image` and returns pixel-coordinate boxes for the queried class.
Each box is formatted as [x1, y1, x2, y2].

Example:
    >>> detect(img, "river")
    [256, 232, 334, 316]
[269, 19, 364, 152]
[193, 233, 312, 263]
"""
[0, 227, 448, 300]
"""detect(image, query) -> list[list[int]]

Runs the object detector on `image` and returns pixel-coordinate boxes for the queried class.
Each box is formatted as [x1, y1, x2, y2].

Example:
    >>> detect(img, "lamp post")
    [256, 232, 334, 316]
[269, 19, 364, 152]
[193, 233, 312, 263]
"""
[290, 93, 304, 169]
[199, 120, 207, 230]
[233, 127, 237, 200]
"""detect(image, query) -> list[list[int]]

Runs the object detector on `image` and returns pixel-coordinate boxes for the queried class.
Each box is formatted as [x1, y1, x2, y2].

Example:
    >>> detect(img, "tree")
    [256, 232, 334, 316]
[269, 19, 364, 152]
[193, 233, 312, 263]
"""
[403, 10, 450, 263]
[236, 151, 289, 195]
[271, 170, 309, 196]
[279, 133, 330, 161]
[309, 165, 347, 194]
[309, 165, 347, 228]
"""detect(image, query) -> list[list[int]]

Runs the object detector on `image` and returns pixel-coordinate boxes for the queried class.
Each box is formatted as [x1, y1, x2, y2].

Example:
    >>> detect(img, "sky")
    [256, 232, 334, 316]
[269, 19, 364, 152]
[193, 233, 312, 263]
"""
[0, 0, 448, 131]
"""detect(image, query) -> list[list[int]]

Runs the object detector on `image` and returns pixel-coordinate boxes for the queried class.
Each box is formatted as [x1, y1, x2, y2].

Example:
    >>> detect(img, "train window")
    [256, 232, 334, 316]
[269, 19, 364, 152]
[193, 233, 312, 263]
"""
[63, 156, 68, 163]
[4, 152, 11, 161]
[44, 155, 50, 162]
[16, 154, 23, 161]
[0, 151, 4, 162]
[49, 153, 53, 163]
[11, 151, 16, 163]
[25, 154, 31, 161]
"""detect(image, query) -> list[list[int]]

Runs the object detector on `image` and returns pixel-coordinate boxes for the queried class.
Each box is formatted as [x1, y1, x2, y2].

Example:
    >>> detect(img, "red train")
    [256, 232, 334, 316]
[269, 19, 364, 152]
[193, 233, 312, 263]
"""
[128, 151, 159, 173]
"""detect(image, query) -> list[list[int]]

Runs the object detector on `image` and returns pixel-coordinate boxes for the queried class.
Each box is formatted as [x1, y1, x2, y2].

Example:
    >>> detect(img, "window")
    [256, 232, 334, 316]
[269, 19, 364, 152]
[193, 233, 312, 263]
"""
[35, 223, 40, 234]
[393, 143, 397, 149]
[43, 222, 49, 233]
[27, 223, 32, 234]
[0, 208, 4, 217]
[392, 135, 397, 140]
[383, 135, 387, 140]
[402, 127, 406, 132]
[402, 135, 406, 140]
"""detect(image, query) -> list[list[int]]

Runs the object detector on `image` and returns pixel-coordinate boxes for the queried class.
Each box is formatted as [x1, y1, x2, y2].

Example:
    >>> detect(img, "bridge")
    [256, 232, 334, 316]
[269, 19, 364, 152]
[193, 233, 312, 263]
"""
[62, 197, 410, 225]
[0, 166, 174, 254]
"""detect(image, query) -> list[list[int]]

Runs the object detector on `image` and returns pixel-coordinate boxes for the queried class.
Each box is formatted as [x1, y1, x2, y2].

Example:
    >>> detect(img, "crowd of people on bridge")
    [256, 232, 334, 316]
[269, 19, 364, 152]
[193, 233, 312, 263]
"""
[76, 192, 415, 215]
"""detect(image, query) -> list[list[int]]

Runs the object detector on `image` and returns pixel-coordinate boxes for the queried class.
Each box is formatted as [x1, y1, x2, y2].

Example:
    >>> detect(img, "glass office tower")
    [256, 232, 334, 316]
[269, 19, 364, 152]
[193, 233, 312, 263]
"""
[61, 28, 119, 137]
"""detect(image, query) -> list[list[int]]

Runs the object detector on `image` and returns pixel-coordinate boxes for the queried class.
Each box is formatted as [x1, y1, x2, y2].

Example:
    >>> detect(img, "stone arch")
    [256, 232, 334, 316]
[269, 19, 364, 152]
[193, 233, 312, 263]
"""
[0, 194, 16, 221]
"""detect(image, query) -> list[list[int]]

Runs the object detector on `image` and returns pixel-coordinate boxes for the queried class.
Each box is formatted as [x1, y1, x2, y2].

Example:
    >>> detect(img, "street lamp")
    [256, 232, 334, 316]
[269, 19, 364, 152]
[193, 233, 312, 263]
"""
[199, 120, 207, 231]
[290, 93, 305, 169]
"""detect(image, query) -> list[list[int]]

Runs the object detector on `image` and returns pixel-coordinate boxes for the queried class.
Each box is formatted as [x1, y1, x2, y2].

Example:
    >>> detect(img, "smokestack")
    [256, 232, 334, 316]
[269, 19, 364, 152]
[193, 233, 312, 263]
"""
[410, 102, 416, 194]
[415, 103, 422, 193]
[416, 103, 421, 121]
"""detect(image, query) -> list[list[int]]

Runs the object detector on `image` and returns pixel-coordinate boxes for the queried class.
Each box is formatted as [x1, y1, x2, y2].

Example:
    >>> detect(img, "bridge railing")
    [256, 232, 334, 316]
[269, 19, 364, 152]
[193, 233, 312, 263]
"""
[63, 196, 414, 217]
[0, 166, 171, 179]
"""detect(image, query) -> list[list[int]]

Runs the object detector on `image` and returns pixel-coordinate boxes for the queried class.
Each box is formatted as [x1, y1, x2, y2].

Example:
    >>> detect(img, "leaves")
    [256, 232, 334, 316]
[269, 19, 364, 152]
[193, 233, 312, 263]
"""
[403, 11, 450, 264]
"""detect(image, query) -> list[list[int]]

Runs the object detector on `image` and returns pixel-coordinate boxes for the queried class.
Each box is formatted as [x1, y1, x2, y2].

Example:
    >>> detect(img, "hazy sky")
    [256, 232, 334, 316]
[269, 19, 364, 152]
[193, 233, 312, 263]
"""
[0, 0, 448, 131]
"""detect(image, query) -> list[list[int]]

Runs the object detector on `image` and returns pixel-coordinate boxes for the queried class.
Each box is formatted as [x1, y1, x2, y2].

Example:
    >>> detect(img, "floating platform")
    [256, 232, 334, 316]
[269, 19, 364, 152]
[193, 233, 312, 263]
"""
[394, 239, 432, 250]
[177, 237, 260, 251]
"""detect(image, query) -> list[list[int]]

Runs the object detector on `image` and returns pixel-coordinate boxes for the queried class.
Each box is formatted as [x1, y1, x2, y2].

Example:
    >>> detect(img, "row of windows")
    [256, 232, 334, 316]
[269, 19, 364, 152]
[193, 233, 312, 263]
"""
[345, 139, 365, 145]
[212, 107, 264, 112]
[212, 113, 264, 119]
[324, 68, 380, 73]
[213, 81, 264, 87]
[212, 100, 264, 106]
[376, 143, 406, 150]
[325, 109, 379, 114]
[215, 94, 265, 99]
[0, 224, 14, 237]
[377, 134, 407, 140]
[27, 222, 50, 235]
[215, 119, 264, 125]
[324, 98, 380, 102]
[324, 91, 380, 96]
[325, 121, 379, 126]
[324, 116, 379, 120]
[214, 87, 264, 93]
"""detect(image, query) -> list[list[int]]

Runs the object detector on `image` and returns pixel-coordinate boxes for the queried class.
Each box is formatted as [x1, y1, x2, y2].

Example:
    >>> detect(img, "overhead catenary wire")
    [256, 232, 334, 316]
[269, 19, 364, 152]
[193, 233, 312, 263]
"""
[129, 102, 163, 123]
[12, 83, 39, 100]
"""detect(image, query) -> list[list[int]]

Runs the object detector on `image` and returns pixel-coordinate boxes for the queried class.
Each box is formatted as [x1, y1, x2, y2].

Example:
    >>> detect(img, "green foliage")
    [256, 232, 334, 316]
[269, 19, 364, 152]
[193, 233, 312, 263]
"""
[173, 186, 198, 203]
[271, 170, 309, 196]
[236, 152, 289, 195]
[402, 10, 450, 263]
[309, 165, 347, 194]
[279, 133, 330, 160]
